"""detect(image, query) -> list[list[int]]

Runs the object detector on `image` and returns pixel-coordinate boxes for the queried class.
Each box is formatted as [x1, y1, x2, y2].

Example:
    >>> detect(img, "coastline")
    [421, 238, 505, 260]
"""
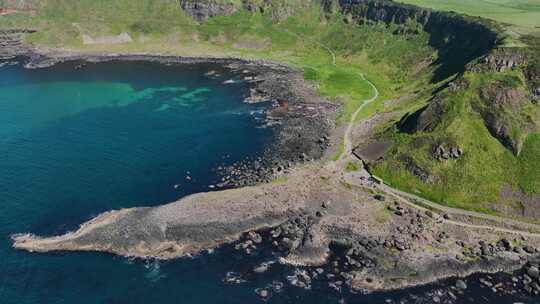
[11, 156, 540, 293]
[5, 39, 540, 295]
[7, 44, 338, 187]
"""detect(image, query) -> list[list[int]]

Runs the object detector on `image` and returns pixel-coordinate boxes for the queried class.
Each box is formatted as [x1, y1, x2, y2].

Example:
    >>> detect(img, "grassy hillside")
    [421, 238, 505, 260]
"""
[371, 41, 540, 218]
[398, 0, 540, 35]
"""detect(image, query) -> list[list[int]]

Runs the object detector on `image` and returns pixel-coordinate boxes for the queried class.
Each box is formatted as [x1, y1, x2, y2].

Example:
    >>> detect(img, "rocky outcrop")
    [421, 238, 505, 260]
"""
[179, 0, 237, 21]
[525, 57, 540, 102]
[397, 95, 446, 134]
[526, 69, 540, 102]
[180, 0, 314, 22]
[473, 47, 540, 103]
[0, 29, 34, 59]
[412, 97, 445, 132]
[399, 154, 433, 183]
[479, 48, 528, 72]
[476, 77, 533, 156]
[13, 160, 540, 292]
[432, 143, 462, 161]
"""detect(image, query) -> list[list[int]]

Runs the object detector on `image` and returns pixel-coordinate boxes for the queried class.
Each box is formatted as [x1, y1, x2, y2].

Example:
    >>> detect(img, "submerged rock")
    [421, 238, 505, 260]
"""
[455, 279, 467, 290]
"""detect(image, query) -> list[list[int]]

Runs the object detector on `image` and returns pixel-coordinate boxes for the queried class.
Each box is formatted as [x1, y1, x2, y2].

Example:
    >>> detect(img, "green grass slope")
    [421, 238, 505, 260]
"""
[372, 41, 540, 218]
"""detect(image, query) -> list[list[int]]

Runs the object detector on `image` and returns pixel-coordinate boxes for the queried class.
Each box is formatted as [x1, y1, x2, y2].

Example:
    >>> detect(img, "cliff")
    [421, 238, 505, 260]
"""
[179, 0, 238, 21]
[329, 0, 500, 81]
[178, 0, 500, 81]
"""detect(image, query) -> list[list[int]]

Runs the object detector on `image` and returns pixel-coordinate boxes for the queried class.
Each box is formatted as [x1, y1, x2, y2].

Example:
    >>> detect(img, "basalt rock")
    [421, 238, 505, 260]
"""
[399, 96, 445, 133]
[476, 78, 533, 156]
[0, 29, 35, 59]
[477, 48, 528, 73]
[179, 0, 237, 21]
[432, 143, 462, 161]
[400, 155, 433, 183]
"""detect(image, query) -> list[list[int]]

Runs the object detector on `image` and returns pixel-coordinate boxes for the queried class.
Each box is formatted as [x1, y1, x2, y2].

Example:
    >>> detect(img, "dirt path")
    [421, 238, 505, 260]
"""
[381, 182, 540, 235]
[339, 74, 379, 162]
[283, 28, 380, 164]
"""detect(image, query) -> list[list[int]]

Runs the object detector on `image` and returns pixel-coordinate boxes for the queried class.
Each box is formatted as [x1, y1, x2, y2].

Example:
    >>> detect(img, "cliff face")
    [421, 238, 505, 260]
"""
[331, 0, 499, 81]
[179, 0, 238, 21]
[179, 0, 316, 21]
[179, 0, 499, 81]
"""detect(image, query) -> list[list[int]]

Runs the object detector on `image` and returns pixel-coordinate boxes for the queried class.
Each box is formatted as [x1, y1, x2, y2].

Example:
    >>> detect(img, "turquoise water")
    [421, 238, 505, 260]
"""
[0, 60, 273, 303]
[0, 59, 537, 304]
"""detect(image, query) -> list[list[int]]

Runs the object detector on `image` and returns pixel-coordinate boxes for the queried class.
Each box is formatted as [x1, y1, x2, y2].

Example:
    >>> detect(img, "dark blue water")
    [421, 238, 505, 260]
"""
[0, 59, 537, 304]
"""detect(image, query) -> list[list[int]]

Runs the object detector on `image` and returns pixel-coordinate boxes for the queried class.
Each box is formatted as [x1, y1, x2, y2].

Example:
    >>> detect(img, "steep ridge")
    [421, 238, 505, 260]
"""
[369, 39, 540, 218]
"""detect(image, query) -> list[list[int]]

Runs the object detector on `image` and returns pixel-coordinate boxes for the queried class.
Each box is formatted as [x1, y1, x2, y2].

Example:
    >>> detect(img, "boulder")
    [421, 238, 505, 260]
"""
[523, 246, 536, 254]
[374, 194, 386, 201]
[248, 231, 263, 244]
[254, 263, 270, 274]
[256, 288, 269, 299]
[527, 266, 540, 279]
[455, 279, 467, 290]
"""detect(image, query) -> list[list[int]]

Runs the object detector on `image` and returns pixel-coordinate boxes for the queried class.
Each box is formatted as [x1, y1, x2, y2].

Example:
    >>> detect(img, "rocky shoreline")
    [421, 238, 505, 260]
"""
[5, 32, 540, 298]
[12, 157, 540, 294]
[0, 35, 337, 187]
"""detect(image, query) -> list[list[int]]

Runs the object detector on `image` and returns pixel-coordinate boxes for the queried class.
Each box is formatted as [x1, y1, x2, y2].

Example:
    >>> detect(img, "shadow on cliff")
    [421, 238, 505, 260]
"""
[335, 0, 499, 82]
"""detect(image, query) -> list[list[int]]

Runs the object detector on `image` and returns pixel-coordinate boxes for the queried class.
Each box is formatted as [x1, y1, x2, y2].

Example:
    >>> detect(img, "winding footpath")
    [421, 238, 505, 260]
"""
[381, 182, 540, 235]
[339, 73, 379, 162]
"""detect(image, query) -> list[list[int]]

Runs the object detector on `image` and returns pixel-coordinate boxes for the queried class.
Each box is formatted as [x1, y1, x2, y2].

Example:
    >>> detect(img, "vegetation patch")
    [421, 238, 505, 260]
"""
[345, 161, 360, 172]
